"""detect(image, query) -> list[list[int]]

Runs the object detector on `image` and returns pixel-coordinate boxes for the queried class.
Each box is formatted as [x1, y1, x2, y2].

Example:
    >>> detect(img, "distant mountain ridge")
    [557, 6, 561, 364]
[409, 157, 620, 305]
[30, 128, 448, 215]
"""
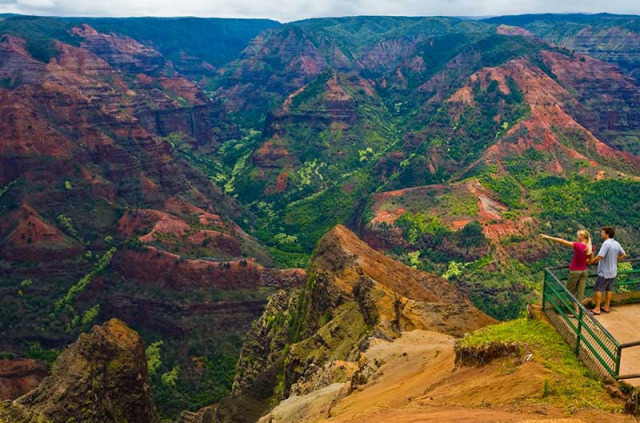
[483, 13, 640, 76]
[0, 14, 280, 73]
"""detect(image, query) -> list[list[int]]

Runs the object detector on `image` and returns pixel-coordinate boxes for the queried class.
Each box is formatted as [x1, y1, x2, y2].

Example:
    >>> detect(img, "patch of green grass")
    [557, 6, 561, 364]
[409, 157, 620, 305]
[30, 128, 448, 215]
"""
[440, 192, 479, 217]
[460, 318, 623, 413]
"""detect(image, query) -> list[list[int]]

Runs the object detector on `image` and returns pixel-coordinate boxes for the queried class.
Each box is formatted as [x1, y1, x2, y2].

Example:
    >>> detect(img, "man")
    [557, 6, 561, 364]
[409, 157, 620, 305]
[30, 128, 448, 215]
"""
[589, 226, 626, 315]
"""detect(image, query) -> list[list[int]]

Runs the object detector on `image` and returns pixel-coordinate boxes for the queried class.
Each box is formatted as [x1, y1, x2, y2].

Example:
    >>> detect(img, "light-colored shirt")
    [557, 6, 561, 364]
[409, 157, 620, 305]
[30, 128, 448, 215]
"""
[597, 238, 626, 278]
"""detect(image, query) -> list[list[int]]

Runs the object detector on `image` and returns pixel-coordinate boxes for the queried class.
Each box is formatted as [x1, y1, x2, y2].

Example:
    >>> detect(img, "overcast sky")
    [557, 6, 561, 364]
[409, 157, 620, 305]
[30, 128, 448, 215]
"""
[0, 0, 638, 22]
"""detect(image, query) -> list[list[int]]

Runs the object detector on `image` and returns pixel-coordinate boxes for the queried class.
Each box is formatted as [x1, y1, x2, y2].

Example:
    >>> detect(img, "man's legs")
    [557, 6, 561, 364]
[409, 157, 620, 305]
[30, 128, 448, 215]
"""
[603, 277, 616, 311]
[593, 291, 603, 313]
[592, 276, 606, 314]
[604, 291, 613, 311]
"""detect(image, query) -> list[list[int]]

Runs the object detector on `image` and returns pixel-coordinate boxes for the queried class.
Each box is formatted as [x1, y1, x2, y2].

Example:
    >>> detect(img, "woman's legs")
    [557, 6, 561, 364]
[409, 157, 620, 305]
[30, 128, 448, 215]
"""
[567, 271, 581, 297]
[567, 271, 582, 314]
[575, 270, 588, 305]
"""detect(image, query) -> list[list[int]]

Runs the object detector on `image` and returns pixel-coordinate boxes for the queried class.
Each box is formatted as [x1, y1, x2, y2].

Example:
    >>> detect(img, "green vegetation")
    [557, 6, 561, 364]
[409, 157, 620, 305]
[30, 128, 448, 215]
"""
[81, 305, 100, 326]
[55, 247, 116, 312]
[442, 261, 466, 280]
[0, 179, 17, 199]
[161, 365, 180, 387]
[56, 214, 79, 238]
[395, 211, 448, 244]
[479, 172, 523, 209]
[24, 342, 59, 365]
[149, 345, 237, 418]
[146, 341, 164, 376]
[460, 318, 623, 412]
[0, 16, 79, 62]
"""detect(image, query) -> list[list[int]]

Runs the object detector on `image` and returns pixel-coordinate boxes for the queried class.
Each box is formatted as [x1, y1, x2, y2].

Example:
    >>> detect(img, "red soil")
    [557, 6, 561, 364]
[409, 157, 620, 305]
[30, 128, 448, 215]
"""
[159, 77, 206, 105]
[115, 246, 305, 290]
[0, 204, 81, 261]
[0, 359, 48, 401]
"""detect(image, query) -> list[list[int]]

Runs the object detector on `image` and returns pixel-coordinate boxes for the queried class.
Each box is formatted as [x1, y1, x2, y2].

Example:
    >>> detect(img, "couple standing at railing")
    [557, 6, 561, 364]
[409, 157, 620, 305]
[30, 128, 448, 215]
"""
[541, 226, 627, 316]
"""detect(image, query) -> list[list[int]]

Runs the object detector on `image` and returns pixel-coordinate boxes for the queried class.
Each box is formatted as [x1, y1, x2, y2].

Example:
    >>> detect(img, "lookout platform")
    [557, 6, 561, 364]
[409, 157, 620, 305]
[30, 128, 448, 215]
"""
[543, 260, 640, 385]
[595, 304, 640, 386]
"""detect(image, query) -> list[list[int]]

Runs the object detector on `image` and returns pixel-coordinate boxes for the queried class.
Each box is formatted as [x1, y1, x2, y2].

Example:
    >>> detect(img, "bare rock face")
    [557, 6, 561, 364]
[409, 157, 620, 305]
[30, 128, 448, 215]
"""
[0, 319, 160, 423]
[71, 24, 166, 74]
[0, 359, 48, 401]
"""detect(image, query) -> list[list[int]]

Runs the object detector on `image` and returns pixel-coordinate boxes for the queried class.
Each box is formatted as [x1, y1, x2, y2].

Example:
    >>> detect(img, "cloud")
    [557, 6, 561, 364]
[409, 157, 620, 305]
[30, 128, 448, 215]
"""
[17, 0, 57, 7]
[0, 0, 638, 22]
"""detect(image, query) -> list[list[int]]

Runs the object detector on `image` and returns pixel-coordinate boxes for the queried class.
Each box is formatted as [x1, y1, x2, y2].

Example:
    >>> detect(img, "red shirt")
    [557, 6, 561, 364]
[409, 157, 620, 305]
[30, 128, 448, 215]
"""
[570, 242, 589, 271]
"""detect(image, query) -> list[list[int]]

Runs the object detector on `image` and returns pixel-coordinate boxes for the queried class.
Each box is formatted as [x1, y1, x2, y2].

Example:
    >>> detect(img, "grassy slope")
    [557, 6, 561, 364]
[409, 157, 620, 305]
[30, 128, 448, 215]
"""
[460, 318, 624, 413]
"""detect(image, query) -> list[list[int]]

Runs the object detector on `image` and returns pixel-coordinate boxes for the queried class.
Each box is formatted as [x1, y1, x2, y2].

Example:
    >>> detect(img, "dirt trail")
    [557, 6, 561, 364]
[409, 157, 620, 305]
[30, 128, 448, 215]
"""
[261, 330, 634, 423]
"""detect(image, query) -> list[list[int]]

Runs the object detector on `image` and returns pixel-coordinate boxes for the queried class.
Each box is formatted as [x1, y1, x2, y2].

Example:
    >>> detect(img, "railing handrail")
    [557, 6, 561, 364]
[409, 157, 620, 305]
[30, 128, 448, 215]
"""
[619, 340, 640, 350]
[546, 257, 640, 272]
[543, 274, 617, 376]
[544, 267, 620, 347]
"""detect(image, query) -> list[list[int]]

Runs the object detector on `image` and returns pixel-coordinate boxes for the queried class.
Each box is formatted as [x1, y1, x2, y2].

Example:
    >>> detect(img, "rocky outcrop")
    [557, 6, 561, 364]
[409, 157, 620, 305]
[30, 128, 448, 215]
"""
[0, 319, 160, 423]
[209, 225, 495, 422]
[303, 225, 495, 336]
[265, 72, 359, 130]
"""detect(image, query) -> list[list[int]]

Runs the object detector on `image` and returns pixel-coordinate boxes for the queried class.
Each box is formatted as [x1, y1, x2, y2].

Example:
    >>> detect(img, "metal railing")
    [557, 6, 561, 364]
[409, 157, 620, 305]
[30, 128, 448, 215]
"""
[542, 259, 640, 380]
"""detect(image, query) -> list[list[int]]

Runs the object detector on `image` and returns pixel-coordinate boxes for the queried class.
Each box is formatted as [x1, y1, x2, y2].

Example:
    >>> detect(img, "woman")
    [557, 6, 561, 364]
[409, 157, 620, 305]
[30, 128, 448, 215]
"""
[541, 230, 594, 310]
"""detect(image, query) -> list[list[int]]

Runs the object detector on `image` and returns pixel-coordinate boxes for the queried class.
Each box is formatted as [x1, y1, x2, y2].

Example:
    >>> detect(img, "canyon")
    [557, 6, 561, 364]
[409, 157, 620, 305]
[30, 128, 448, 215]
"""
[1, 12, 640, 421]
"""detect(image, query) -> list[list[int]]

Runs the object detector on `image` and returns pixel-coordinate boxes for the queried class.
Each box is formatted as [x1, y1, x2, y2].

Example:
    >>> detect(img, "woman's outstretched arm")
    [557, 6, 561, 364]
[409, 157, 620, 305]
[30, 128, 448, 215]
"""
[540, 234, 574, 248]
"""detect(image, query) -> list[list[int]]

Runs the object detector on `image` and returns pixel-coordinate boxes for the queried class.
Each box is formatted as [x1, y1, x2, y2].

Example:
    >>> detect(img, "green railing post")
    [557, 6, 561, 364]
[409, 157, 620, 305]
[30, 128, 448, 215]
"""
[615, 346, 622, 378]
[544, 265, 624, 378]
[542, 271, 547, 309]
[575, 307, 583, 356]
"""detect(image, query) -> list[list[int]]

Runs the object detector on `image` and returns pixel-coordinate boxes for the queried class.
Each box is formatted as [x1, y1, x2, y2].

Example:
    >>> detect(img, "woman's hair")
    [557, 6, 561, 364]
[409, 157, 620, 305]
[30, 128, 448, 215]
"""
[577, 229, 593, 256]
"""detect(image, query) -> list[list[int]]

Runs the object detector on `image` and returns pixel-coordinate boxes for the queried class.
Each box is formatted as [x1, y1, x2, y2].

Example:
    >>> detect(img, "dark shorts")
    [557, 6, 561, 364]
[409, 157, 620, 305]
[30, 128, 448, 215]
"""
[594, 276, 616, 292]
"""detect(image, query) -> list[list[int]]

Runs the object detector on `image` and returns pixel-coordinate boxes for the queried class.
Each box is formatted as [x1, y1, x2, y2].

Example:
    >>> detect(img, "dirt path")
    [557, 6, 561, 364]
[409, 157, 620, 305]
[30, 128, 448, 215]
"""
[261, 330, 634, 423]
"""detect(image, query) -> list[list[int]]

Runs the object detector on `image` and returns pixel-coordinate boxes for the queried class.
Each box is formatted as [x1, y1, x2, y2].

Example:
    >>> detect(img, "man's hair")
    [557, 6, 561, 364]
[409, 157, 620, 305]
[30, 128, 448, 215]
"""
[602, 226, 615, 238]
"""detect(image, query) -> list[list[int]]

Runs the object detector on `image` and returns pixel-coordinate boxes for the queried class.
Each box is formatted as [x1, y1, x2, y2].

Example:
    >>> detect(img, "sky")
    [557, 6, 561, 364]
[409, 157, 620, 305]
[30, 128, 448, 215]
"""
[0, 0, 638, 22]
